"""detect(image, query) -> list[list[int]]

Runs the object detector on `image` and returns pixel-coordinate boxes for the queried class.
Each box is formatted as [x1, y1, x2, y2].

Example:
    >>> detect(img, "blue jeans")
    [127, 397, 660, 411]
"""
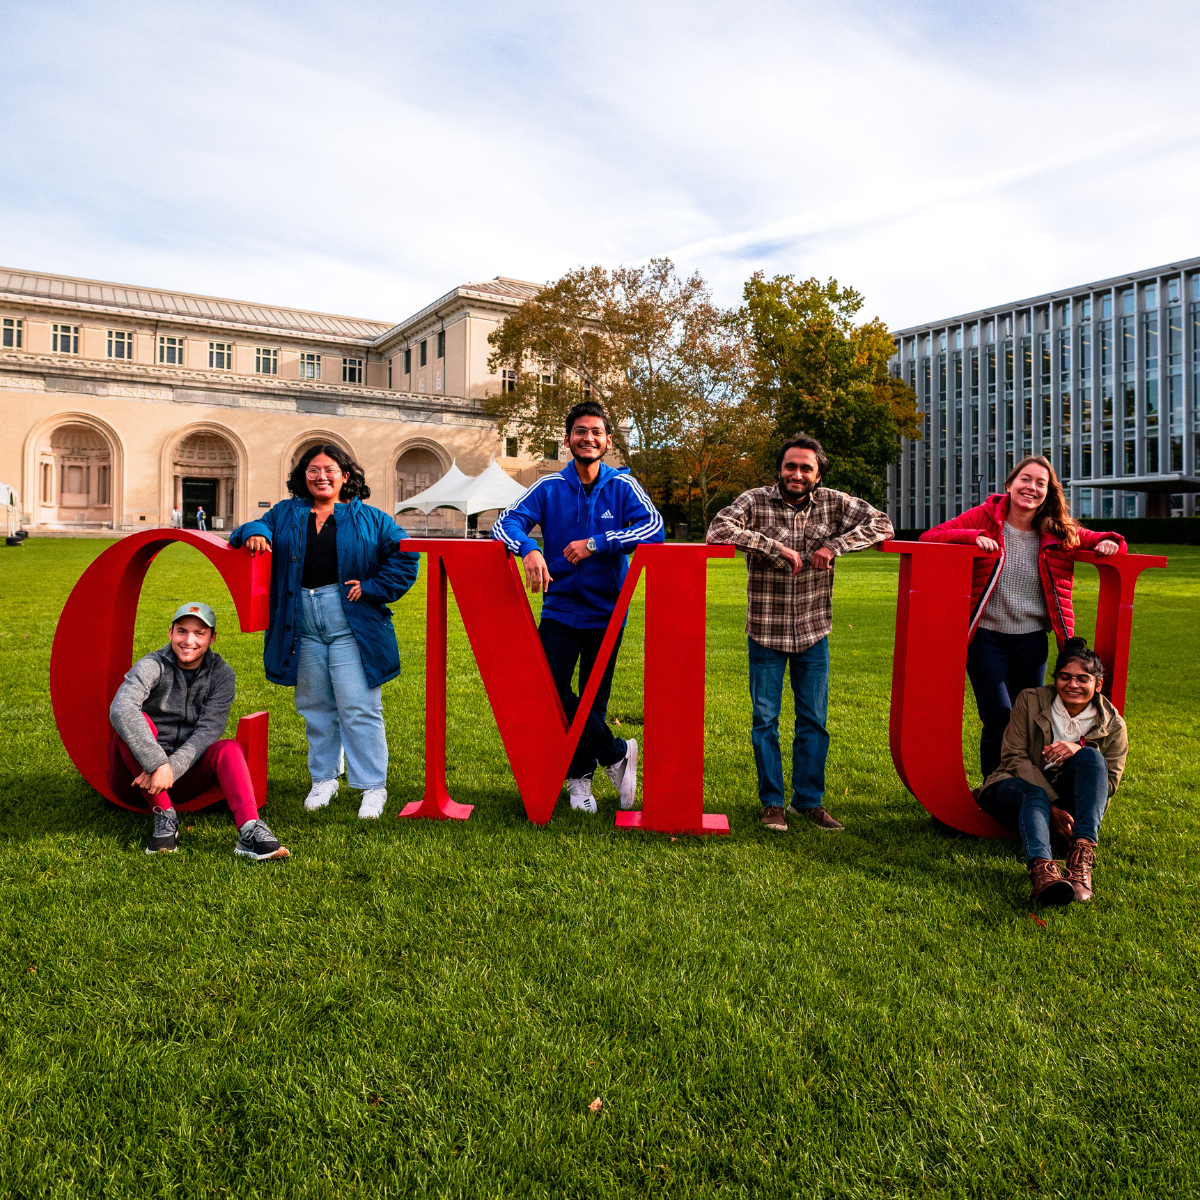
[747, 635, 830, 811]
[539, 618, 627, 779]
[966, 628, 1049, 777]
[977, 746, 1108, 862]
[295, 584, 388, 790]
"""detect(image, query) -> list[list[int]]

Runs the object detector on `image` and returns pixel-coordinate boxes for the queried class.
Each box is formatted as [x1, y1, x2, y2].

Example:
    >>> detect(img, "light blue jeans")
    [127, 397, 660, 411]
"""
[295, 584, 387, 790]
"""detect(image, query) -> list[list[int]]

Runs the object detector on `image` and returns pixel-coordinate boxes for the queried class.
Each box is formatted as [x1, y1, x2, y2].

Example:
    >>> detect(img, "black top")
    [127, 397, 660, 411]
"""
[301, 512, 339, 589]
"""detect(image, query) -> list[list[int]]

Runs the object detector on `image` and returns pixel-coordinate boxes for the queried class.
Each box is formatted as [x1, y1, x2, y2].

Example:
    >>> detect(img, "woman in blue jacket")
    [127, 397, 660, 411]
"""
[230, 445, 419, 819]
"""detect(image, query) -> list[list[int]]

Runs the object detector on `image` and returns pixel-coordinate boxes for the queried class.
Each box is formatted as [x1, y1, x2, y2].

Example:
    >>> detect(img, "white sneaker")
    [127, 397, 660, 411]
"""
[358, 788, 387, 819]
[605, 739, 638, 810]
[567, 775, 597, 814]
[304, 778, 339, 811]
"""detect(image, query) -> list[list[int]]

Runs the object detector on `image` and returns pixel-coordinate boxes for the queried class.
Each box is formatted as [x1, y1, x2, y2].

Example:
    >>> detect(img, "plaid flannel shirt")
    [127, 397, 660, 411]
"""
[706, 484, 894, 653]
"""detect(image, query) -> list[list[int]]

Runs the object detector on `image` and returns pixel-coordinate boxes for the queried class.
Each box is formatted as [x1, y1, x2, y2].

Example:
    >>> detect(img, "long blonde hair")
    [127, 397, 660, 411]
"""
[1003, 455, 1079, 548]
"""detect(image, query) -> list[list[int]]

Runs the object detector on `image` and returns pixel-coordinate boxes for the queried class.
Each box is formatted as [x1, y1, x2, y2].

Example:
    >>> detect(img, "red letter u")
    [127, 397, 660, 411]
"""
[880, 540, 1167, 836]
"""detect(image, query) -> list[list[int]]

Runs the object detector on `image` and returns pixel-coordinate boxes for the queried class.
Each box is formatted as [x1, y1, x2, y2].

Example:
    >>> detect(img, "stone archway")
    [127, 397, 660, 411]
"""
[34, 422, 115, 529]
[172, 431, 238, 530]
[395, 444, 462, 534]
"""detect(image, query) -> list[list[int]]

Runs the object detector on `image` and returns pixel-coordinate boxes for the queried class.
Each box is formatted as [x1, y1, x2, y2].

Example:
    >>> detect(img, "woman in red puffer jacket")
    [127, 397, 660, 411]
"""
[920, 456, 1124, 777]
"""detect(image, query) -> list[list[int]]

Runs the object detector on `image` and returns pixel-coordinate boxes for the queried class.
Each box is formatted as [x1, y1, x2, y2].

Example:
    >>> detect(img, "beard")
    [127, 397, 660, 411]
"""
[778, 474, 817, 501]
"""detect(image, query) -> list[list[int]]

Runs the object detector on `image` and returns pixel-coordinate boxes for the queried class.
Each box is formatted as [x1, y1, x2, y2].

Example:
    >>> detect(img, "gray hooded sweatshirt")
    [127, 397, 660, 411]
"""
[108, 646, 236, 777]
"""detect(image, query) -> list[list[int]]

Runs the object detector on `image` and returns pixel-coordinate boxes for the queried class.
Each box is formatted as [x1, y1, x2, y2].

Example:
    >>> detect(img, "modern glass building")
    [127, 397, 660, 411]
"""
[887, 256, 1200, 528]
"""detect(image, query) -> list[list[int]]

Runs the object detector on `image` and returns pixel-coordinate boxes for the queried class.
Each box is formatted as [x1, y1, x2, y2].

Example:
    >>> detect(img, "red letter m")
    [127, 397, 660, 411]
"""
[400, 539, 733, 833]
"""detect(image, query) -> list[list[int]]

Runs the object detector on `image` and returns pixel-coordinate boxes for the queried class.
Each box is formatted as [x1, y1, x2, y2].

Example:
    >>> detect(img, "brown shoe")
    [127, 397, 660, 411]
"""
[802, 806, 844, 832]
[1029, 858, 1074, 906]
[1065, 839, 1097, 902]
[759, 805, 788, 832]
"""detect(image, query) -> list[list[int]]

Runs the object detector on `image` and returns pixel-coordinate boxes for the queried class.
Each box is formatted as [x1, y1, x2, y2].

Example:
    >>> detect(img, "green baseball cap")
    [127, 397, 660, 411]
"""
[171, 602, 217, 629]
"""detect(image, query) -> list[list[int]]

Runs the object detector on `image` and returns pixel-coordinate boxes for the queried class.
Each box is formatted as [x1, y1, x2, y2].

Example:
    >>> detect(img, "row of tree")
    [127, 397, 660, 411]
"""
[484, 259, 920, 529]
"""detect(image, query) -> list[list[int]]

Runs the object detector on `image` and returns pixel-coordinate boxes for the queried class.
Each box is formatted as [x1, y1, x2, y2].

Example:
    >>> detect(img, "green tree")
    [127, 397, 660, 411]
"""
[484, 260, 709, 489]
[665, 304, 771, 530]
[742, 272, 920, 505]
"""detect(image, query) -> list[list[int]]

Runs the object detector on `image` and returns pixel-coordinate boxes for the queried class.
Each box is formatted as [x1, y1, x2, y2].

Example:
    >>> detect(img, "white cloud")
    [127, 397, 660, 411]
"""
[0, 0, 1197, 329]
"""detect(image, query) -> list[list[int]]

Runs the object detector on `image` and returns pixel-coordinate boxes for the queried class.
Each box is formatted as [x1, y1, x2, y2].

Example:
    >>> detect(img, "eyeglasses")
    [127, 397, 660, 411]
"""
[305, 467, 342, 478]
[1056, 672, 1095, 684]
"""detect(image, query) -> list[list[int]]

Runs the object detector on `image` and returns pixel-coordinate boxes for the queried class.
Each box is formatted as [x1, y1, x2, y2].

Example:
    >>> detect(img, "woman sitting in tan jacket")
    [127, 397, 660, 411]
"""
[976, 637, 1128, 906]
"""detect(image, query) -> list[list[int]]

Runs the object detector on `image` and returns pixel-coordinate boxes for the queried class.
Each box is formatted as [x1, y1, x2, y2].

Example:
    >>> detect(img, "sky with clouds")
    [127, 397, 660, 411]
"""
[2, 0, 1198, 330]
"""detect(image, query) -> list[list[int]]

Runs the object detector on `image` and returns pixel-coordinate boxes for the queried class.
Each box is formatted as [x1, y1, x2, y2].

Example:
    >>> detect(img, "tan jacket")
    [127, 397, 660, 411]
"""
[982, 686, 1128, 803]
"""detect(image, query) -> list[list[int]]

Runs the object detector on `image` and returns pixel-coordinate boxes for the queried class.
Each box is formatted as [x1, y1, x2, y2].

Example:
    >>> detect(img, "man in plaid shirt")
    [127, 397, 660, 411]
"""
[706, 435, 893, 832]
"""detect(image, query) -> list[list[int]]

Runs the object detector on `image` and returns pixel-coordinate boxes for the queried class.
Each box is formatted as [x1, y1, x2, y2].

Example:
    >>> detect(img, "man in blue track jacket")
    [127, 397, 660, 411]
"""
[492, 401, 664, 813]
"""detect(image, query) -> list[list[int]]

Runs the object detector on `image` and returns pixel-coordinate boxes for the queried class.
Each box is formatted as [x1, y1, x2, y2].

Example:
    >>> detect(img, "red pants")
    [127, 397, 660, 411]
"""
[107, 714, 258, 826]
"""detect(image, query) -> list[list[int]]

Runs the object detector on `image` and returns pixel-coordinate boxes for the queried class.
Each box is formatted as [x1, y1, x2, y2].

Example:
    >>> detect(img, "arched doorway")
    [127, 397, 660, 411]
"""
[35, 422, 114, 529]
[173, 431, 238, 530]
[395, 445, 462, 534]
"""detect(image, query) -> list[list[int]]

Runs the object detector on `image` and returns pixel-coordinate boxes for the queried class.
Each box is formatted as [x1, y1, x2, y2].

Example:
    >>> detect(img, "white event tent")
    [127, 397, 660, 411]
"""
[394, 459, 528, 535]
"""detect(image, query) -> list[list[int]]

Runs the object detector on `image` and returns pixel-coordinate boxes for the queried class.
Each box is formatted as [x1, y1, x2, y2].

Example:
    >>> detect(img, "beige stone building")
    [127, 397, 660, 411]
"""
[0, 267, 562, 535]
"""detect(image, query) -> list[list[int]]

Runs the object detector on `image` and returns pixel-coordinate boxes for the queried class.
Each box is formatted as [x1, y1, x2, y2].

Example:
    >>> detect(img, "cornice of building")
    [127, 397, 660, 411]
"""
[0, 266, 544, 354]
[0, 349, 495, 425]
[373, 278, 544, 350]
[892, 254, 1200, 339]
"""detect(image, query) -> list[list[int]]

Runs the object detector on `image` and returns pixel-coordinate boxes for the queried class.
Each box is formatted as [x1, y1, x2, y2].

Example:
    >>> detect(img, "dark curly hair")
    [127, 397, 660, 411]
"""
[1053, 637, 1104, 680]
[776, 434, 828, 478]
[286, 444, 370, 501]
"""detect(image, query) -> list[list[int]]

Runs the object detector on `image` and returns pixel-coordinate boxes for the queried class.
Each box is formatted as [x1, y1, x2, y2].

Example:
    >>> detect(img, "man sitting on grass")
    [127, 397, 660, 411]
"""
[107, 601, 289, 860]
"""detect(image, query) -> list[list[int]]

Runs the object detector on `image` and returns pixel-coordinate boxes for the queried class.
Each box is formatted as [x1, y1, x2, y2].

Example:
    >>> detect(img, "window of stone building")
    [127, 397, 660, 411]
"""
[343, 358, 363, 384]
[53, 324, 79, 354]
[3, 318, 23, 348]
[437, 330, 445, 358]
[208, 342, 233, 370]
[420, 340, 427, 368]
[107, 330, 133, 359]
[159, 335, 184, 364]
[404, 348, 412, 374]
[501, 369, 517, 393]
[299, 352, 321, 380]
[542, 440, 559, 461]
[388, 358, 392, 388]
[504, 437, 519, 458]
[255, 347, 278, 374]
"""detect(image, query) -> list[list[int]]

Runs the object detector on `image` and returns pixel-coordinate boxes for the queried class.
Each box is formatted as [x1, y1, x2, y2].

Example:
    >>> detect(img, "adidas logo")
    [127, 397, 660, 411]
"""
[600, 509, 613, 519]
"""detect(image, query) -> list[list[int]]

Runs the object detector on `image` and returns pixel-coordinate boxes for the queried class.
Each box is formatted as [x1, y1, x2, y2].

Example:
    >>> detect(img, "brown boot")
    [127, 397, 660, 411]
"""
[1065, 839, 1097, 902]
[1029, 858, 1074, 906]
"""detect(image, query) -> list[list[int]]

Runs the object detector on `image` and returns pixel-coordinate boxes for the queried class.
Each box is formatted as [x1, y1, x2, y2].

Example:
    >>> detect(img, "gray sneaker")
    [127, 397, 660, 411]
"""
[145, 805, 180, 854]
[605, 739, 639, 810]
[234, 819, 290, 861]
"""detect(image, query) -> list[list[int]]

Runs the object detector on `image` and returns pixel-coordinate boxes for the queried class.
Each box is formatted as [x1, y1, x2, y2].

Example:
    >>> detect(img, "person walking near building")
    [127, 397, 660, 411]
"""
[706, 434, 893, 833]
[492, 401, 664, 814]
[919, 456, 1124, 778]
[108, 601, 289, 859]
[975, 638, 1127, 906]
[195, 505, 207, 532]
[230, 445, 420, 819]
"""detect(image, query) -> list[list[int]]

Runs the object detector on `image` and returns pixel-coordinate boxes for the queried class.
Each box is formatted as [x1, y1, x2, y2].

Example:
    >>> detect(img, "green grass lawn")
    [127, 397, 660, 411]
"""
[0, 537, 1197, 1199]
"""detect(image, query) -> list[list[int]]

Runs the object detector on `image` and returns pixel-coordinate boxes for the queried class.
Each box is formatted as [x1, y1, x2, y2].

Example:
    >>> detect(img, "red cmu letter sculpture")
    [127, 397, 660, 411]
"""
[50, 530, 272, 814]
[398, 539, 734, 833]
[880, 540, 1167, 836]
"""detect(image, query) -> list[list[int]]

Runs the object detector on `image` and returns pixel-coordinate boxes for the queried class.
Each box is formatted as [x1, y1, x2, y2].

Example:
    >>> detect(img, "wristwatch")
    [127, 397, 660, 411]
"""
[586, 537, 598, 552]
